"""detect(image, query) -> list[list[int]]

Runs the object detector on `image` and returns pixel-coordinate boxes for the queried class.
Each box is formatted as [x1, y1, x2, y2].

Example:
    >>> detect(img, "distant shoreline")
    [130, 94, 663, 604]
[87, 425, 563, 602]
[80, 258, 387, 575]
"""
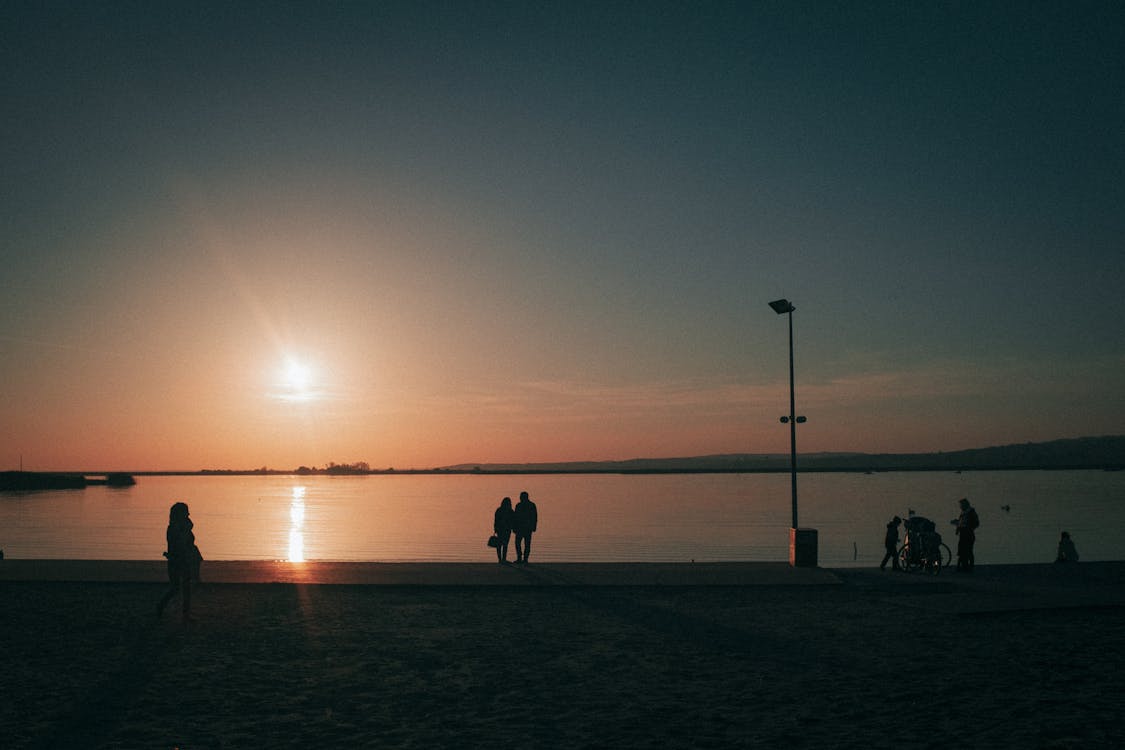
[159, 466, 1119, 475]
[9, 465, 1123, 479]
[9, 435, 1124, 478]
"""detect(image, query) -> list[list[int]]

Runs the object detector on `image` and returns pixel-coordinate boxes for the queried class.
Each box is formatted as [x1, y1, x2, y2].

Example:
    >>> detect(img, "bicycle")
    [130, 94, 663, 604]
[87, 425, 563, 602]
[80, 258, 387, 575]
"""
[897, 533, 950, 575]
[898, 514, 953, 571]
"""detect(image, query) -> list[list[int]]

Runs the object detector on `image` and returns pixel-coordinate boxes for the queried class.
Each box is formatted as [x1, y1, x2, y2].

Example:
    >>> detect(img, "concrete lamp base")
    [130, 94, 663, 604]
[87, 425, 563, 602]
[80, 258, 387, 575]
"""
[789, 527, 818, 568]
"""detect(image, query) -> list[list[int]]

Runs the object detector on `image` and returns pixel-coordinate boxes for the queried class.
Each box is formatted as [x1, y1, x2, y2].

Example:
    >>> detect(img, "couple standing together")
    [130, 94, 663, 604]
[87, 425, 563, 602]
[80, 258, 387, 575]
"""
[493, 491, 538, 564]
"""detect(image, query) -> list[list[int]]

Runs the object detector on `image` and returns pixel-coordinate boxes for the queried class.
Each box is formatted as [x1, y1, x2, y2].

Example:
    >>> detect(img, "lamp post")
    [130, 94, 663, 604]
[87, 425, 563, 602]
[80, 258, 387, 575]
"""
[769, 298, 815, 566]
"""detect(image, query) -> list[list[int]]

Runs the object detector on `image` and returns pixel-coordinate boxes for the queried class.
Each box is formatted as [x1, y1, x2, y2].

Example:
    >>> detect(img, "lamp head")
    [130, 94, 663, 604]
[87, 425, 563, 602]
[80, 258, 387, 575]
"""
[769, 299, 795, 314]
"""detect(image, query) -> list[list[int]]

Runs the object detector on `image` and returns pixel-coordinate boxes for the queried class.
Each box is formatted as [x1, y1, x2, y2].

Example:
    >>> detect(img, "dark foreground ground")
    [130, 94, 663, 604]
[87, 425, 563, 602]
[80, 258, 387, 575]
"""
[2, 561, 1123, 749]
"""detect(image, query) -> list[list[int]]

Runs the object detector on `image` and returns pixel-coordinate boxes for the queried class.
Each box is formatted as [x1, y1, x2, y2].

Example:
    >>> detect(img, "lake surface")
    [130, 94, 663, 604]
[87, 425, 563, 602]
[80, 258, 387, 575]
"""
[1, 472, 1121, 566]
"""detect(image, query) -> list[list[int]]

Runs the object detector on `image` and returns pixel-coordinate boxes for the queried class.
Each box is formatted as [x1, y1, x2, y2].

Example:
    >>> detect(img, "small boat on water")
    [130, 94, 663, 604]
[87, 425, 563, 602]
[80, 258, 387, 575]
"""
[89, 473, 137, 487]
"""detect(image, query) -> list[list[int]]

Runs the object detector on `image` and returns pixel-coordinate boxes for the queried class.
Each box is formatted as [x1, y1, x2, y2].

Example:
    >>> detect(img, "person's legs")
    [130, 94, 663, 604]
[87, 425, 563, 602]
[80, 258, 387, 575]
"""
[514, 532, 527, 562]
[523, 532, 532, 562]
[957, 536, 970, 571]
[157, 562, 178, 617]
[157, 582, 176, 617]
[182, 577, 192, 620]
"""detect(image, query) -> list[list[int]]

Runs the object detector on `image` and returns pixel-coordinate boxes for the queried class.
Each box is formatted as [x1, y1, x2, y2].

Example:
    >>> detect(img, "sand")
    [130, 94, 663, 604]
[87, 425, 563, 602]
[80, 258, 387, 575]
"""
[2, 561, 1124, 749]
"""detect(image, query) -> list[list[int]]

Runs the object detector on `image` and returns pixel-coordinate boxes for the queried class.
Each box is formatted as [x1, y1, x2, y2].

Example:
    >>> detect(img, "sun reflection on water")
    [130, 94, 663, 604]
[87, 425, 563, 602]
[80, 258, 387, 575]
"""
[288, 485, 306, 562]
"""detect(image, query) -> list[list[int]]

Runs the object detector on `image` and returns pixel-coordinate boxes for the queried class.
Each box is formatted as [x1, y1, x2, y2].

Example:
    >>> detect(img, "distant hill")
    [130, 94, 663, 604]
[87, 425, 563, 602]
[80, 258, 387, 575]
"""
[441, 435, 1125, 473]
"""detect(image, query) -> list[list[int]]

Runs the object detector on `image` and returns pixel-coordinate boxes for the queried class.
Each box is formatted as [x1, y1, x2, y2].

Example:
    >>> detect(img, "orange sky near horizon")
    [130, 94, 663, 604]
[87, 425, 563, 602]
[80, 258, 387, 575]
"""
[5, 296, 1116, 472]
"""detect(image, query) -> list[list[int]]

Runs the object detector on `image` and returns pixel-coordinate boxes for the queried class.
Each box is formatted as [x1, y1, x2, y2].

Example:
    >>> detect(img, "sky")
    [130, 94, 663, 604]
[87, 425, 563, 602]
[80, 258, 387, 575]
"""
[3, 1, 1124, 471]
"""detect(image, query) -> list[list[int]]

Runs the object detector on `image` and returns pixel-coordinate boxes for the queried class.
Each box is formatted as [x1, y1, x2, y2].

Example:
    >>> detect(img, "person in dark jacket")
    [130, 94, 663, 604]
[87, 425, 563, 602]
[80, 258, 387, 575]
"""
[512, 491, 538, 564]
[953, 497, 979, 572]
[493, 497, 514, 564]
[880, 516, 902, 571]
[157, 501, 201, 621]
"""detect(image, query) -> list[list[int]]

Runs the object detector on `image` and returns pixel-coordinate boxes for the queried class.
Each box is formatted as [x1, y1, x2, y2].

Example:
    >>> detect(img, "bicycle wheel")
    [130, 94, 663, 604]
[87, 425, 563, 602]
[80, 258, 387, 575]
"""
[898, 545, 913, 572]
[941, 543, 952, 567]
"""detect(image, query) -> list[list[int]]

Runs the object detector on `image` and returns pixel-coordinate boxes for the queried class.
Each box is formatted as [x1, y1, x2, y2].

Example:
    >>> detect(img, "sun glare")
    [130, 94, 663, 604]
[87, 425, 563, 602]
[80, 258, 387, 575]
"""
[288, 485, 306, 562]
[284, 359, 312, 391]
[274, 357, 320, 402]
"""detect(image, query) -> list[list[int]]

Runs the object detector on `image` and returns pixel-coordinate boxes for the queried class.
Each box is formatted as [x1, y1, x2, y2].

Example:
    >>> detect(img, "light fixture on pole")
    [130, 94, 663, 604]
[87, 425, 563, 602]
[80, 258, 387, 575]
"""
[769, 298, 816, 566]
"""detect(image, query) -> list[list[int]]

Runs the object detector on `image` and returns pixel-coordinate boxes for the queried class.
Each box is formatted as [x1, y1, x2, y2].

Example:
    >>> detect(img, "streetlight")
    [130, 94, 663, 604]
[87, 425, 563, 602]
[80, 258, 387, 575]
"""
[769, 298, 816, 566]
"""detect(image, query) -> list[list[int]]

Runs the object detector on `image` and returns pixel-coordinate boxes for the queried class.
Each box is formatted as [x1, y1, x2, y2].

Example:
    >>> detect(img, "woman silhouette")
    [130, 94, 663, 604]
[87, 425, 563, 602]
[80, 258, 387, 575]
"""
[493, 497, 514, 564]
[157, 501, 201, 621]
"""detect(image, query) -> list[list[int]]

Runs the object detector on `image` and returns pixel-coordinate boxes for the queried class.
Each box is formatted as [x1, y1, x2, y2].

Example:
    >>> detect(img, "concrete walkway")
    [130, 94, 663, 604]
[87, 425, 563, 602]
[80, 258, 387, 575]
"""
[0, 559, 840, 586]
[831, 561, 1125, 613]
[4, 560, 1125, 614]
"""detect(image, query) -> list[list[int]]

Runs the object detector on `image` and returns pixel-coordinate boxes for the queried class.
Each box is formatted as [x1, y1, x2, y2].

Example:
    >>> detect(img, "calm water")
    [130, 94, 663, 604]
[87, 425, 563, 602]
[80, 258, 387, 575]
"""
[1, 472, 1122, 566]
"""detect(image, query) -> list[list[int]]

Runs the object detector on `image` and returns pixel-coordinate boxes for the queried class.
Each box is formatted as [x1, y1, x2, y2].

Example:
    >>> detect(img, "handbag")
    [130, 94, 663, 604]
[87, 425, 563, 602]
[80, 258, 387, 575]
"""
[487, 535, 500, 548]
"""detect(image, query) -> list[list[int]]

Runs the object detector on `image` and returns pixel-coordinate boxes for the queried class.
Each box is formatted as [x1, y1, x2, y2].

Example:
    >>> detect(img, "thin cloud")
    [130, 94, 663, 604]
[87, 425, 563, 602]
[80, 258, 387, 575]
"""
[400, 352, 1125, 427]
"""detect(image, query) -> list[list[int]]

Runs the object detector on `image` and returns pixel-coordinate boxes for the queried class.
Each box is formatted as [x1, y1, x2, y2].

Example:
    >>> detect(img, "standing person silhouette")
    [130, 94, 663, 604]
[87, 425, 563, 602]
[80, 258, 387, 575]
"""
[880, 516, 902, 571]
[158, 501, 201, 622]
[512, 491, 538, 564]
[954, 497, 979, 573]
[493, 497, 514, 564]
[1055, 531, 1079, 562]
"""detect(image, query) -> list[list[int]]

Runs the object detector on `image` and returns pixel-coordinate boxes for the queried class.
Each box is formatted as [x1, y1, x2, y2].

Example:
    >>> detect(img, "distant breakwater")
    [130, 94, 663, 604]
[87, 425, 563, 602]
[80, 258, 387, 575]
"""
[0, 471, 135, 491]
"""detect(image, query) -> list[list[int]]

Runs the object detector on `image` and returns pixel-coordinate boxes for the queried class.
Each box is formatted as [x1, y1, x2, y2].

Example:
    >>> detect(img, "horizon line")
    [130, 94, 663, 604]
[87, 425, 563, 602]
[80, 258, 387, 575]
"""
[7, 434, 1123, 476]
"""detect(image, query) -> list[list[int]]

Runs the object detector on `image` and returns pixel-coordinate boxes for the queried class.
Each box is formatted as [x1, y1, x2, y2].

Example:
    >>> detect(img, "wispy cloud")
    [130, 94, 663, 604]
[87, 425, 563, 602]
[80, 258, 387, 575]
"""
[404, 352, 1125, 425]
[403, 376, 785, 427]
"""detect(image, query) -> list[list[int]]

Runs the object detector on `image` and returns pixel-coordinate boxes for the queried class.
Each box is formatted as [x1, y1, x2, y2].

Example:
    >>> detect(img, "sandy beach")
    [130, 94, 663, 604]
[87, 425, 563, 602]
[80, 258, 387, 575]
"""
[3, 561, 1124, 749]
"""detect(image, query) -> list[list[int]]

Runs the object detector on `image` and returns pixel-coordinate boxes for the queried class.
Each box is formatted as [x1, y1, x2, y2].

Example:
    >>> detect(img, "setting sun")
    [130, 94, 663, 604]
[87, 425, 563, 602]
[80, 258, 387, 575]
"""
[274, 357, 320, 402]
[284, 359, 312, 391]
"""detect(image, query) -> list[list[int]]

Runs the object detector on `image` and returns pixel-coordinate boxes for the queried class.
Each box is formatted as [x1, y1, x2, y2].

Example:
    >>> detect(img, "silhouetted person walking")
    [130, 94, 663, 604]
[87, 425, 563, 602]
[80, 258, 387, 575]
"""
[158, 501, 202, 622]
[953, 497, 979, 573]
[513, 491, 538, 564]
[880, 516, 902, 571]
[493, 497, 514, 564]
[1056, 531, 1079, 562]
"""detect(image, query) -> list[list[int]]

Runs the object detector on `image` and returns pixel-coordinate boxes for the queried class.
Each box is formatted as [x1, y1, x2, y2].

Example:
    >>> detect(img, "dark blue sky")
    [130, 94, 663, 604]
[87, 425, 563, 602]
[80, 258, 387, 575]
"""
[3, 1, 1123, 469]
